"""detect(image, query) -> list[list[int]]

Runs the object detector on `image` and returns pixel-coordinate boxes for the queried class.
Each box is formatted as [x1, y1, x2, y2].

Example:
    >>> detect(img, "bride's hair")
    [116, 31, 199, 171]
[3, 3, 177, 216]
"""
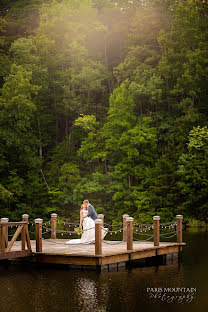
[80, 204, 84, 210]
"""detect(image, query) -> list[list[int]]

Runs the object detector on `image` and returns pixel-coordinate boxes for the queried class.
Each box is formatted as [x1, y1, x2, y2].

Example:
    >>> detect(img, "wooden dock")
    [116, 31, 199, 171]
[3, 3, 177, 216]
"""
[6, 239, 186, 270]
[0, 214, 186, 270]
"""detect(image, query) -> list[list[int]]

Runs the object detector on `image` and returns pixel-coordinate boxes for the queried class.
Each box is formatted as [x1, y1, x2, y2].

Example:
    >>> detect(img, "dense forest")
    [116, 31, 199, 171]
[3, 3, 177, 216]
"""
[0, 0, 208, 225]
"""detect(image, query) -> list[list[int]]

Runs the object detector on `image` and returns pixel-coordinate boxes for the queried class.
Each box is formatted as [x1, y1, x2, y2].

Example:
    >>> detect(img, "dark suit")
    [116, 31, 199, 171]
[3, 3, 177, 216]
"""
[87, 204, 98, 220]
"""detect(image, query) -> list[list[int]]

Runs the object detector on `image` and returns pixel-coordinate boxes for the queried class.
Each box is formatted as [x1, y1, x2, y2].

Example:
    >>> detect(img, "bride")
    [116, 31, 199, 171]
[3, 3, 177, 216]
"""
[65, 204, 108, 245]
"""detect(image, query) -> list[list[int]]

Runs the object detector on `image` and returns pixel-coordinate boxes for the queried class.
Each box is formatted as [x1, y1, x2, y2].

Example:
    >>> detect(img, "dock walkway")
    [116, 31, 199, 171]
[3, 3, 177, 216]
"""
[0, 214, 186, 270]
[8, 239, 186, 269]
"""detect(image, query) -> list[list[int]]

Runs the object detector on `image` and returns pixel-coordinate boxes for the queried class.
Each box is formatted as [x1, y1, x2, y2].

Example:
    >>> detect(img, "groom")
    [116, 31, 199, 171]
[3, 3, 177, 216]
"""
[83, 199, 98, 220]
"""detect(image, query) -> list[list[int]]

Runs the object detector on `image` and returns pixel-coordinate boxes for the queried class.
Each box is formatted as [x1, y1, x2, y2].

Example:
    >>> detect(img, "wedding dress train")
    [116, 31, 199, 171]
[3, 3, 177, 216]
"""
[65, 209, 108, 245]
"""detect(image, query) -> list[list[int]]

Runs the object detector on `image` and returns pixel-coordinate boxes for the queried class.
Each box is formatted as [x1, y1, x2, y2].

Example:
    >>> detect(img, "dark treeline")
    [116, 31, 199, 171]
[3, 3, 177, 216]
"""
[0, 0, 208, 224]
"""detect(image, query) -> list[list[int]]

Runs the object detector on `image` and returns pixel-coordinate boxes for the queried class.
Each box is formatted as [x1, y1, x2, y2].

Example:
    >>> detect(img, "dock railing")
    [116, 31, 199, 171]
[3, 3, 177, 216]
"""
[0, 216, 32, 260]
[0, 213, 184, 257]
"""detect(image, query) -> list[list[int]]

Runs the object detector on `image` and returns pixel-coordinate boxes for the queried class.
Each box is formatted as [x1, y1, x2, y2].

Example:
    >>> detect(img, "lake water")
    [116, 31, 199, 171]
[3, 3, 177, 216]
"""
[0, 229, 207, 312]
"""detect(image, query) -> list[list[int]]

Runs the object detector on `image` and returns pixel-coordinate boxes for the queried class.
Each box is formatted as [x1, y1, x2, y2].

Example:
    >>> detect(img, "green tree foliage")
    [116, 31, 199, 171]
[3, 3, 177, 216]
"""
[0, 17, 11, 84]
[0, 64, 44, 219]
[0, 0, 208, 224]
[158, 0, 208, 111]
[73, 84, 158, 222]
[177, 126, 208, 221]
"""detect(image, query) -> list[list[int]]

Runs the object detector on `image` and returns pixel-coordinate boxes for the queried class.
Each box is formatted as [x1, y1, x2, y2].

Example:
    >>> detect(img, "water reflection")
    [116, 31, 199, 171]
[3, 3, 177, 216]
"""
[76, 277, 98, 312]
[0, 230, 207, 312]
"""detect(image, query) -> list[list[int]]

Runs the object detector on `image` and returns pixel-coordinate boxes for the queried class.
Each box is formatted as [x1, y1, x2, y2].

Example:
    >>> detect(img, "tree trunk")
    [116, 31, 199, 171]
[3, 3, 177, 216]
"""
[166, 79, 171, 113]
[37, 114, 42, 159]
[104, 33, 111, 93]
[119, 36, 123, 63]
[67, 125, 74, 147]
[53, 87, 58, 145]
[128, 175, 132, 188]
[104, 160, 108, 174]
[104, 33, 108, 70]
[65, 118, 68, 137]
[55, 117, 58, 145]
[192, 95, 195, 106]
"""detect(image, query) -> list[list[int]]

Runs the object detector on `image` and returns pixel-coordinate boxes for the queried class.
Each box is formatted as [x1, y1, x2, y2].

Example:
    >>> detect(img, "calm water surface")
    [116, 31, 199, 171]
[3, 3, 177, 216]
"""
[0, 229, 208, 312]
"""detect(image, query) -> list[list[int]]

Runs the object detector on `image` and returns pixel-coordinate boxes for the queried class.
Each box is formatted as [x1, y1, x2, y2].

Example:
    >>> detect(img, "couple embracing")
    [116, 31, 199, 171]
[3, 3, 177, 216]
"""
[65, 200, 108, 245]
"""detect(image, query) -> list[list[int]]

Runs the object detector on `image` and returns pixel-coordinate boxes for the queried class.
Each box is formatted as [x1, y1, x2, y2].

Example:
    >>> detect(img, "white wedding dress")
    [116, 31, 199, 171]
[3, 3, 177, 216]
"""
[65, 209, 108, 245]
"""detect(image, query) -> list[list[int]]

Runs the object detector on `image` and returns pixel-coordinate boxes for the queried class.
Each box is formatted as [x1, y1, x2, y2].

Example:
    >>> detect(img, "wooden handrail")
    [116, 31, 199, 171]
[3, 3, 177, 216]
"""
[0, 220, 31, 254]
[0, 221, 28, 227]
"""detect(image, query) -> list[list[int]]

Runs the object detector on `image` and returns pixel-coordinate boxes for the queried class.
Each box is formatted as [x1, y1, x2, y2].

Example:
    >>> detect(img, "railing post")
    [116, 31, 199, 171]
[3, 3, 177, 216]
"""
[21, 214, 29, 250]
[126, 217, 133, 251]
[95, 219, 102, 255]
[0, 223, 2, 252]
[176, 215, 183, 243]
[98, 214, 104, 227]
[51, 213, 57, 239]
[0, 218, 9, 251]
[153, 216, 160, 246]
[123, 214, 129, 241]
[35, 218, 43, 252]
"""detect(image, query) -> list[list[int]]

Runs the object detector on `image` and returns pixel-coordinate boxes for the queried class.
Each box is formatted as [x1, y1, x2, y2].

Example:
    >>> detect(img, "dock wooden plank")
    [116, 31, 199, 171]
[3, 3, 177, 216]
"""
[156, 245, 179, 255]
[34, 254, 99, 266]
[101, 253, 129, 265]
[130, 249, 157, 260]
[0, 250, 32, 260]
[5, 239, 186, 266]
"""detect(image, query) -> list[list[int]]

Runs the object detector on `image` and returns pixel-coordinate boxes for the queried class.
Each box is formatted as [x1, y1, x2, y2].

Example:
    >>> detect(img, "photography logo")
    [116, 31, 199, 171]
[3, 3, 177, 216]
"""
[146, 287, 197, 303]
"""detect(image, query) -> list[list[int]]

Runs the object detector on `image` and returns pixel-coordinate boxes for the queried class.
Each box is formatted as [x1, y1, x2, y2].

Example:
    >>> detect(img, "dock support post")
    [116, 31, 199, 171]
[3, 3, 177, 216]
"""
[0, 218, 9, 252]
[153, 216, 160, 246]
[21, 214, 29, 250]
[126, 217, 133, 251]
[176, 215, 183, 243]
[123, 214, 129, 241]
[35, 218, 43, 252]
[98, 214, 104, 227]
[95, 219, 102, 255]
[51, 213, 57, 239]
